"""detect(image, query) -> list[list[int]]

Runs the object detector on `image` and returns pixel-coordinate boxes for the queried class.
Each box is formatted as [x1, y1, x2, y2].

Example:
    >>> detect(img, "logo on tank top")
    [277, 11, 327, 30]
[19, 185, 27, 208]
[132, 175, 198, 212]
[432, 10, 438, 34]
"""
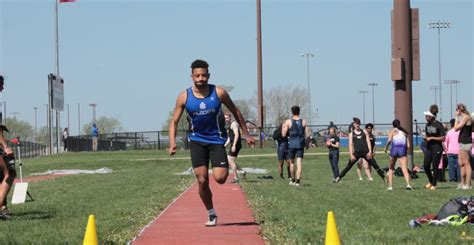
[199, 102, 206, 110]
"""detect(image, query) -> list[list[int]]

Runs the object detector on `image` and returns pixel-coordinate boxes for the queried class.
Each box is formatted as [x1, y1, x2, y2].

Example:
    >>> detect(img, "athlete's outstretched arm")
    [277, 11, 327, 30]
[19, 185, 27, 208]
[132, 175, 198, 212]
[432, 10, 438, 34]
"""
[168, 91, 186, 155]
[217, 87, 255, 146]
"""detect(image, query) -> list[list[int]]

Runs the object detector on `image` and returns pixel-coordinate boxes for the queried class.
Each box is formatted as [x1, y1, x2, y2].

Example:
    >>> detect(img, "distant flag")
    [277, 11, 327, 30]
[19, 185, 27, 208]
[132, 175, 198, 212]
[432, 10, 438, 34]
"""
[59, 0, 77, 3]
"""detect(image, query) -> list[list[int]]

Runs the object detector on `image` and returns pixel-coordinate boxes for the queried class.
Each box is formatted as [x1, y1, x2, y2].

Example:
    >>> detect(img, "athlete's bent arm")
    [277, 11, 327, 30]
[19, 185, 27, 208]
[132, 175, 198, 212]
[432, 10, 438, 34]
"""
[217, 87, 254, 146]
[168, 91, 186, 156]
[365, 130, 373, 158]
[384, 130, 393, 153]
[348, 132, 355, 161]
[281, 120, 290, 138]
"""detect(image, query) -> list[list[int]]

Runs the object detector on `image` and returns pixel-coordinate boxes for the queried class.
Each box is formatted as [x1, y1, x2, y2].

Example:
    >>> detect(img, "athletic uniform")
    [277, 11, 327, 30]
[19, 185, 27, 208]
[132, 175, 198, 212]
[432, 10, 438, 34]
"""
[327, 134, 340, 179]
[185, 84, 228, 168]
[423, 119, 446, 187]
[288, 119, 305, 159]
[227, 120, 242, 157]
[458, 119, 472, 152]
[338, 130, 385, 180]
[390, 129, 407, 158]
[273, 127, 289, 161]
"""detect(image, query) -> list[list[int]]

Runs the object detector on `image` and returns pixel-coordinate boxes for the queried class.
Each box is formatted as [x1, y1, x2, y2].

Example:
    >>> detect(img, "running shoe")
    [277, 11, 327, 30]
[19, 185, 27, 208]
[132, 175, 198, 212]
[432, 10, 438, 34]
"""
[295, 183, 300, 187]
[368, 177, 374, 181]
[230, 179, 239, 184]
[205, 215, 218, 227]
[425, 183, 432, 189]
[461, 185, 472, 190]
[289, 181, 295, 186]
[240, 170, 247, 179]
[0, 210, 11, 221]
[387, 186, 393, 191]
[406, 185, 413, 190]
[429, 186, 436, 191]
[359, 177, 363, 181]
[1, 207, 11, 216]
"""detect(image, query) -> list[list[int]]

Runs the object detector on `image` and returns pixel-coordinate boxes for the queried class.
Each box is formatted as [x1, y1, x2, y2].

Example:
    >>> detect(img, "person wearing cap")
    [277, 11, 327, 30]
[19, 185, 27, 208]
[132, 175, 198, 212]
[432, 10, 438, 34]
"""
[453, 103, 472, 189]
[423, 104, 446, 190]
[335, 117, 385, 183]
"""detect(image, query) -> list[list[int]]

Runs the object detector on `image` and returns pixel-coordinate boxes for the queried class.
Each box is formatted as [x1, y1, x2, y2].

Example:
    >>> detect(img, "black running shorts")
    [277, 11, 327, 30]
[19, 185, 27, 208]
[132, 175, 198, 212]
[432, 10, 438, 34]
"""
[189, 140, 228, 168]
[288, 148, 304, 159]
[228, 144, 242, 157]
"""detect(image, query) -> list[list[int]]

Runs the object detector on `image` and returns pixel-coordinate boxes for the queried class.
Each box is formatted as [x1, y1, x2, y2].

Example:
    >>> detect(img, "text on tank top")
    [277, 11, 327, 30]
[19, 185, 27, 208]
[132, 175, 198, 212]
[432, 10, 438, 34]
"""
[185, 84, 227, 144]
[353, 130, 369, 152]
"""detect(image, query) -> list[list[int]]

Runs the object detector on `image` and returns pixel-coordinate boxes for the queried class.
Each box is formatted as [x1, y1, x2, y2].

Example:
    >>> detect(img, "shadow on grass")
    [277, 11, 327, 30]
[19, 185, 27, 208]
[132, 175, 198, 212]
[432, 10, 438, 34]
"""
[13, 211, 55, 220]
[219, 221, 260, 226]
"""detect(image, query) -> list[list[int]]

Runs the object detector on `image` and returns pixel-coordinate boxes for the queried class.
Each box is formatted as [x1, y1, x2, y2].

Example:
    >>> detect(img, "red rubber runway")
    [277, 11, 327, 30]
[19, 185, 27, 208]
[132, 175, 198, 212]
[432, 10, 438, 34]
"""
[132, 178, 265, 245]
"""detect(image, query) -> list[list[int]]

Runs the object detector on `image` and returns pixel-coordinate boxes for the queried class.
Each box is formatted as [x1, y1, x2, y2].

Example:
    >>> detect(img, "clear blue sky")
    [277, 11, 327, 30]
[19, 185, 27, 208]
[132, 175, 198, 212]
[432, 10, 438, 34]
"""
[1, 0, 472, 135]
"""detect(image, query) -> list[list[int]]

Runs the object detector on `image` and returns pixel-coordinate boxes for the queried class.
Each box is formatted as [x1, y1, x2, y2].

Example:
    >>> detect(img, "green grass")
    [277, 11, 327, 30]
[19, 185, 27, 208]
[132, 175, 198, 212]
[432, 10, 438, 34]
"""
[238, 149, 472, 244]
[0, 148, 471, 244]
[0, 150, 195, 244]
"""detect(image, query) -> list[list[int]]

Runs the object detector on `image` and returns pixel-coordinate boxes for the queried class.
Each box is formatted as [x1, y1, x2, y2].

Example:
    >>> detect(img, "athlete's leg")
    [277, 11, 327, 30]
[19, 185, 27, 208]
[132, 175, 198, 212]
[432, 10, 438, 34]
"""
[399, 156, 411, 186]
[460, 150, 472, 187]
[296, 157, 303, 182]
[366, 156, 385, 180]
[227, 155, 238, 181]
[356, 160, 363, 180]
[430, 148, 442, 187]
[285, 159, 291, 179]
[388, 157, 396, 188]
[194, 166, 213, 210]
[337, 157, 360, 181]
[362, 159, 373, 180]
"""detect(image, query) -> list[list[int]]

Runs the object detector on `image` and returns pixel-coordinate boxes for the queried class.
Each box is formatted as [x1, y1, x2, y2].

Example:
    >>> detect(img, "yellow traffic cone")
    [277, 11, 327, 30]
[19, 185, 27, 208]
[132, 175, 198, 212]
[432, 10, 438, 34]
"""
[83, 215, 98, 245]
[325, 211, 341, 245]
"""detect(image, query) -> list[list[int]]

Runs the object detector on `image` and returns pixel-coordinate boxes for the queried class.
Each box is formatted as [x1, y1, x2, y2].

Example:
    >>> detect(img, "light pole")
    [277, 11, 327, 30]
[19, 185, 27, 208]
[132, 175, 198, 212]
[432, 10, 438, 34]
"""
[430, 85, 440, 104]
[429, 20, 451, 121]
[34, 107, 38, 142]
[67, 103, 70, 130]
[77, 103, 81, 135]
[444, 80, 460, 116]
[359, 90, 368, 124]
[89, 103, 97, 124]
[300, 52, 314, 125]
[368, 82, 378, 124]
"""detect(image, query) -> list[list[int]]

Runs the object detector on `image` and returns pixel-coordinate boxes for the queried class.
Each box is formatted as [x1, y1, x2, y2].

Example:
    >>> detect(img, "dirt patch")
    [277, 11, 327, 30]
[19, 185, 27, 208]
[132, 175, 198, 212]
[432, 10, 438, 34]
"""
[13, 174, 70, 183]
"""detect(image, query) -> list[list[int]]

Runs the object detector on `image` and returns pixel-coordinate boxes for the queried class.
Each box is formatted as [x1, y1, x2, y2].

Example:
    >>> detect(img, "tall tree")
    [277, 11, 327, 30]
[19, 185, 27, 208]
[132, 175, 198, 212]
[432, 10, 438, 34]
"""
[3, 117, 34, 142]
[82, 116, 124, 135]
[262, 84, 309, 127]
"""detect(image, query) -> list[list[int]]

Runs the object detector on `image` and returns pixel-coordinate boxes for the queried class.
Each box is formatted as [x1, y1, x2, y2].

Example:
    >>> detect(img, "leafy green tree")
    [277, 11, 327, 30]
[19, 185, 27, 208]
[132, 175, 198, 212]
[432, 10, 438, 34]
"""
[82, 116, 124, 135]
[3, 117, 34, 142]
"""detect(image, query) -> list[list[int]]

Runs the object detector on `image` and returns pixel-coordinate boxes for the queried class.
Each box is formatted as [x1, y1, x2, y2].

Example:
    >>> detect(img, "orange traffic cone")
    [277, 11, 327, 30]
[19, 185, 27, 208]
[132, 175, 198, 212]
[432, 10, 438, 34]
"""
[325, 211, 341, 245]
[83, 215, 98, 245]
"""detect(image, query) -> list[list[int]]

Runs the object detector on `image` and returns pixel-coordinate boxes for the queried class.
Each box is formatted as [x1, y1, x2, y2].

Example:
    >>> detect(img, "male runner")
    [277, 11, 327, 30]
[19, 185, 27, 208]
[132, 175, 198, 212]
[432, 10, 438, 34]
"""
[168, 59, 254, 226]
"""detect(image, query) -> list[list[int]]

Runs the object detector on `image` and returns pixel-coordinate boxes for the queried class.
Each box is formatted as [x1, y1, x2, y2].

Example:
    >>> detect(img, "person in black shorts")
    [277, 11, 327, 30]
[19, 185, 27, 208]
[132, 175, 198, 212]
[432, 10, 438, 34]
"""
[335, 117, 385, 183]
[0, 76, 14, 220]
[422, 105, 446, 190]
[326, 127, 340, 182]
[168, 60, 254, 226]
[282, 106, 310, 186]
[273, 122, 290, 179]
[224, 113, 246, 183]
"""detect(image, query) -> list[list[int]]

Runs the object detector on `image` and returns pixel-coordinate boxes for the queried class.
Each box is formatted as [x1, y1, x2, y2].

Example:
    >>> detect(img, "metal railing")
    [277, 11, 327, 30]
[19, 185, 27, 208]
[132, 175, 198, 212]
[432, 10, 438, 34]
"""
[65, 122, 429, 152]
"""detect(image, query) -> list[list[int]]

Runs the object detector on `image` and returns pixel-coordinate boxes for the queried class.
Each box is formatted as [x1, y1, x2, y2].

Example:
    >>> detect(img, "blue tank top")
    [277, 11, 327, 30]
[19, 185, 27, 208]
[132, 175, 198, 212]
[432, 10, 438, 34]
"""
[288, 119, 305, 149]
[185, 84, 227, 144]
